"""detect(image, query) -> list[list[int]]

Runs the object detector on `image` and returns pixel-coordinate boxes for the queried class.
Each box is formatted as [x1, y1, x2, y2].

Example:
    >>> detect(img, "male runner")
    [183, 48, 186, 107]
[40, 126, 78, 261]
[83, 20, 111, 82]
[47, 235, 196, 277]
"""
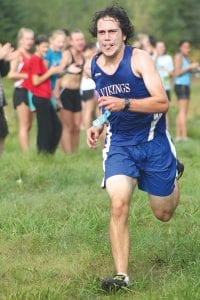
[87, 5, 183, 292]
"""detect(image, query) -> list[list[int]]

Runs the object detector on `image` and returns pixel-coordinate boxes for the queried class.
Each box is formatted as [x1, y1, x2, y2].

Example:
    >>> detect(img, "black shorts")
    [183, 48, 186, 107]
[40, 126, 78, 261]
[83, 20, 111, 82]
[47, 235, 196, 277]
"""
[166, 90, 171, 101]
[13, 87, 29, 109]
[174, 84, 190, 100]
[0, 107, 8, 138]
[60, 88, 82, 112]
[82, 89, 95, 102]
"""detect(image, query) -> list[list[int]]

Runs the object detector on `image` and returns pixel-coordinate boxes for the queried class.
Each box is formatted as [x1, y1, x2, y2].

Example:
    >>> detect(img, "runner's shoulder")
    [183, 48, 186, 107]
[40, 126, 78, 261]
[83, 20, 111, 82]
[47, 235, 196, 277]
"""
[132, 48, 155, 72]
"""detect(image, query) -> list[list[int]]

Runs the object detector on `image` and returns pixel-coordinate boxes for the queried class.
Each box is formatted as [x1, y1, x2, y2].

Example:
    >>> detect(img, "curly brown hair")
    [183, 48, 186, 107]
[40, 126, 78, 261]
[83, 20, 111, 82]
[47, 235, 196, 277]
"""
[89, 5, 134, 44]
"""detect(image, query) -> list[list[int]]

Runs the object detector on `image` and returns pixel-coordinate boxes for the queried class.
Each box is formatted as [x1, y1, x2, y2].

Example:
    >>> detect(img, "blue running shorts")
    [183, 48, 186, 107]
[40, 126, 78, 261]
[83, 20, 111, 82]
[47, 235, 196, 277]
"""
[103, 132, 177, 197]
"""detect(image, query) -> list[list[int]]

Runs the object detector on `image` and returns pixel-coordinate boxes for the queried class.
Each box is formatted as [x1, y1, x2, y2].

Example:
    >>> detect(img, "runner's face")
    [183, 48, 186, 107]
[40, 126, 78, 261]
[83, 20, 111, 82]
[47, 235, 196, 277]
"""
[20, 32, 34, 50]
[97, 17, 126, 57]
[70, 32, 86, 52]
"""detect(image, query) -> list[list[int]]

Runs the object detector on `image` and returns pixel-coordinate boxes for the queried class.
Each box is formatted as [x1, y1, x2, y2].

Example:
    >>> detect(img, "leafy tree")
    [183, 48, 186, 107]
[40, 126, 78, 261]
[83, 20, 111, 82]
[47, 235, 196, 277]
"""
[0, 0, 24, 44]
[126, 0, 156, 35]
[0, 0, 199, 52]
[19, 0, 130, 39]
[151, 0, 200, 51]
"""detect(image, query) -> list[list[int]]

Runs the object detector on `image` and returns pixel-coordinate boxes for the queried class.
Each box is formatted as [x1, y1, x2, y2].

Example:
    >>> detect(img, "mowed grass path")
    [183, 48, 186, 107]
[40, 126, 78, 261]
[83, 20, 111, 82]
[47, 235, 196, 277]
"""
[0, 79, 200, 299]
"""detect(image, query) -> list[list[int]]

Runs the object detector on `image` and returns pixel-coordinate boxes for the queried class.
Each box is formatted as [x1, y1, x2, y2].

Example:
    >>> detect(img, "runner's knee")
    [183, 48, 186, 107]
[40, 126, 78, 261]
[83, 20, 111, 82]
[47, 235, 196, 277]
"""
[153, 208, 173, 222]
[111, 199, 129, 221]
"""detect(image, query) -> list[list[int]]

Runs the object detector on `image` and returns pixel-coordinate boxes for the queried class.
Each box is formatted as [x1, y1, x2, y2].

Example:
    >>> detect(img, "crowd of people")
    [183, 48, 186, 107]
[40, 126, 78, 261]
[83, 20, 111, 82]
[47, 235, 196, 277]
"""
[0, 24, 199, 155]
[0, 28, 98, 155]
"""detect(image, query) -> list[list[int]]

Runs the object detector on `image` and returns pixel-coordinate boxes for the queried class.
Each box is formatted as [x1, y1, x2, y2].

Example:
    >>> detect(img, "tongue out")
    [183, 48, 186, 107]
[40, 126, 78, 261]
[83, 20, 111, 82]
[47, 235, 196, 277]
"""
[105, 44, 113, 50]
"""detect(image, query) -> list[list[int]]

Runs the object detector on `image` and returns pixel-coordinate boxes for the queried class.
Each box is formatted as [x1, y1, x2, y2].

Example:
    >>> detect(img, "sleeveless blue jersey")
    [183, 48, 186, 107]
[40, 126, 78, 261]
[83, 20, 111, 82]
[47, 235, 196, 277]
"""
[91, 46, 166, 146]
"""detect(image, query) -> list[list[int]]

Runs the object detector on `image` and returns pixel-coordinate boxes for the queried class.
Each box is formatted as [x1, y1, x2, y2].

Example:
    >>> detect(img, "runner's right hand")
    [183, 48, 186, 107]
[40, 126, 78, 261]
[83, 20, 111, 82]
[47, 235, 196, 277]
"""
[87, 126, 102, 149]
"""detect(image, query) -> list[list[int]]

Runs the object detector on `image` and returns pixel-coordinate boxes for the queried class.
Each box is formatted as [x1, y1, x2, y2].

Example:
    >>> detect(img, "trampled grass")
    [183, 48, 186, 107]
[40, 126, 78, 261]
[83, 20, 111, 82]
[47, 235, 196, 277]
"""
[0, 79, 200, 299]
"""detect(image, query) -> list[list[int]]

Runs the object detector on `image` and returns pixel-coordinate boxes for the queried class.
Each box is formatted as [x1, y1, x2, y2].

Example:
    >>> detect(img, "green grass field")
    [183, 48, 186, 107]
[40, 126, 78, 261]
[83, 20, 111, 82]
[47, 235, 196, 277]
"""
[0, 78, 200, 299]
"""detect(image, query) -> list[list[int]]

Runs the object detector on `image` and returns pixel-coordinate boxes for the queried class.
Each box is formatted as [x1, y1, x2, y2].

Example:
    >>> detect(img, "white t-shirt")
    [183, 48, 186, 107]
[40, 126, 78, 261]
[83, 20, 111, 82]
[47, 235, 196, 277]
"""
[80, 76, 96, 93]
[156, 54, 174, 90]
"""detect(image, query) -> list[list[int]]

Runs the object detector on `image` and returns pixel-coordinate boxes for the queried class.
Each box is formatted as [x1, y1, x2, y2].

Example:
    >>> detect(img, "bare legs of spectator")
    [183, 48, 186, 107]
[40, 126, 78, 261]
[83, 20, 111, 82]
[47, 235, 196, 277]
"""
[60, 109, 82, 153]
[16, 103, 33, 152]
[176, 99, 189, 141]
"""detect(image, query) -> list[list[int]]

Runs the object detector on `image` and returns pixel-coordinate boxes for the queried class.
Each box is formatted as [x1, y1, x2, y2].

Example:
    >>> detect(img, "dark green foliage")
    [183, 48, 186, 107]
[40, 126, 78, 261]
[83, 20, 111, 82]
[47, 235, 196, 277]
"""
[0, 0, 199, 50]
[151, 0, 200, 51]
[0, 0, 24, 44]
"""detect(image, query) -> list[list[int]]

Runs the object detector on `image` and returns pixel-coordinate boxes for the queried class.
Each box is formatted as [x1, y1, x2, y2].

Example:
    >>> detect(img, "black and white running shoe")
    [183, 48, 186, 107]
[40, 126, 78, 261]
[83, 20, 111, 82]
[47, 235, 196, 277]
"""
[177, 160, 184, 180]
[101, 274, 129, 293]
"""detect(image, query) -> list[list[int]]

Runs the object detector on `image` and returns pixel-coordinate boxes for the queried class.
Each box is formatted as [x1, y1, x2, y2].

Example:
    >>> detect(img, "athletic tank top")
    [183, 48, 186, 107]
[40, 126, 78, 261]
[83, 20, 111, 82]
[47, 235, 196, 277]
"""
[91, 46, 166, 146]
[14, 52, 32, 89]
[174, 55, 191, 86]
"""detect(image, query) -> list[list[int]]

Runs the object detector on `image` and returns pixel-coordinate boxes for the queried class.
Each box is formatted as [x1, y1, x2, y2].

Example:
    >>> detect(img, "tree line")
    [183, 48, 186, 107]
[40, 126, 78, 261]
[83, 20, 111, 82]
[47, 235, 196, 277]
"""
[0, 0, 200, 53]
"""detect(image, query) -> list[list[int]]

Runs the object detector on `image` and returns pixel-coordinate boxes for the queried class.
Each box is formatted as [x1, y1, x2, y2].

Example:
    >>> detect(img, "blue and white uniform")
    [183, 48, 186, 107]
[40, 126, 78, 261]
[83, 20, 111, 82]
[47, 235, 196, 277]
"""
[91, 46, 176, 196]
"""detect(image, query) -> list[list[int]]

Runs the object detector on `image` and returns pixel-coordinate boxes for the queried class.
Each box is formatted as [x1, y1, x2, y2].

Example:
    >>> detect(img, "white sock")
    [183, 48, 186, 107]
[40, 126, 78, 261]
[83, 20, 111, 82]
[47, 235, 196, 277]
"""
[117, 273, 129, 284]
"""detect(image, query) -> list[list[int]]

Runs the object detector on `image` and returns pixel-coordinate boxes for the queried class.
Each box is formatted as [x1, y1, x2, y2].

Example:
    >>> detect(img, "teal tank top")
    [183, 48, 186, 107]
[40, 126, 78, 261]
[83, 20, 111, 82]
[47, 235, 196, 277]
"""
[175, 56, 191, 86]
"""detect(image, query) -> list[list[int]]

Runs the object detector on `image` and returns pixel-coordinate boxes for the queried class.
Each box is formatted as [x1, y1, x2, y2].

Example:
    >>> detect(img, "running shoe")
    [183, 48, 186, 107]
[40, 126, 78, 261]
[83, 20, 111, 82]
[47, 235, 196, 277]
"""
[177, 160, 184, 180]
[101, 274, 129, 293]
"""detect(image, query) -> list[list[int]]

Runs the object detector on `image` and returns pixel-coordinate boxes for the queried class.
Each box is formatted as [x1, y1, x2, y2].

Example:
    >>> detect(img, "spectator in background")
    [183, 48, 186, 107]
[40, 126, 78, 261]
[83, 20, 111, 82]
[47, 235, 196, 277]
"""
[80, 41, 97, 129]
[61, 29, 71, 50]
[28, 35, 62, 154]
[0, 43, 17, 154]
[137, 33, 157, 60]
[155, 40, 174, 127]
[174, 40, 199, 141]
[8, 28, 34, 152]
[148, 35, 157, 60]
[44, 30, 66, 109]
[55, 30, 86, 153]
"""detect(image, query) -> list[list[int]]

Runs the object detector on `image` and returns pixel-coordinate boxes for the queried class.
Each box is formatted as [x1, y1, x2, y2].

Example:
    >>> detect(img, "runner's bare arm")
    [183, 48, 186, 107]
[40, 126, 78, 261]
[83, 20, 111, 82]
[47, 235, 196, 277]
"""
[98, 49, 169, 113]
[130, 49, 168, 113]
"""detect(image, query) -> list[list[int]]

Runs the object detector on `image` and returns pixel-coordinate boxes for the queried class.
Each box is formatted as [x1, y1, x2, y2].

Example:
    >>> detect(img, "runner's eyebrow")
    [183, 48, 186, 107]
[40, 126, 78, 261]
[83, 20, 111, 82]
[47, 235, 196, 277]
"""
[97, 29, 119, 34]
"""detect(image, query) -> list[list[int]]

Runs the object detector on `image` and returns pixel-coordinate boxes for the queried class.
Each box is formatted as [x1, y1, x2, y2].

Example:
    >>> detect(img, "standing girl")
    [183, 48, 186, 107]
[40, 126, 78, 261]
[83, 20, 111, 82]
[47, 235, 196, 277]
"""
[55, 30, 86, 153]
[8, 28, 34, 152]
[29, 35, 62, 154]
[174, 40, 199, 141]
[44, 30, 67, 109]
